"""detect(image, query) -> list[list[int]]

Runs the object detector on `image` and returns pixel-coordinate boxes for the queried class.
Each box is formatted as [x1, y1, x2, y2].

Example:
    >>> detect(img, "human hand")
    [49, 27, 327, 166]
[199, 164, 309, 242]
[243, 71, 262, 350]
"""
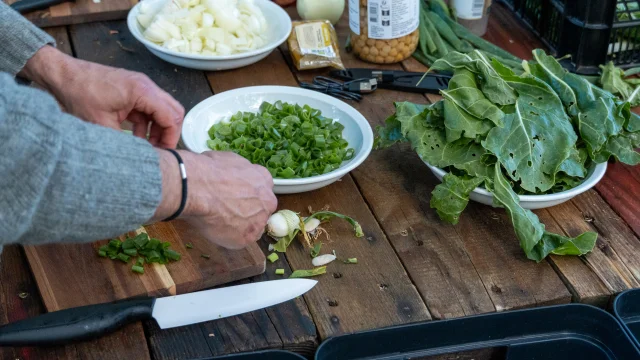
[154, 150, 277, 250]
[20, 46, 184, 148]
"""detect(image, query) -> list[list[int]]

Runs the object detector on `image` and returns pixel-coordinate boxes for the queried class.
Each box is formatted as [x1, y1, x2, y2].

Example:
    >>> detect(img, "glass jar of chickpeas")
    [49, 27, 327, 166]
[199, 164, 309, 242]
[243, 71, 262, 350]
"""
[348, 0, 420, 64]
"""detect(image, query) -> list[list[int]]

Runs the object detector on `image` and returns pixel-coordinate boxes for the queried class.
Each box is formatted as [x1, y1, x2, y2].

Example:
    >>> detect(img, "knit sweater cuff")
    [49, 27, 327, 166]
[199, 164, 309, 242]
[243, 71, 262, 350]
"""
[0, 3, 56, 76]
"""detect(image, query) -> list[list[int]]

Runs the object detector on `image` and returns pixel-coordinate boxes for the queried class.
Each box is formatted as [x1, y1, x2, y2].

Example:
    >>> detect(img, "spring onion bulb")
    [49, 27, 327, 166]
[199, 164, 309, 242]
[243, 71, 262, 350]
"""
[266, 210, 300, 238]
[137, 0, 268, 55]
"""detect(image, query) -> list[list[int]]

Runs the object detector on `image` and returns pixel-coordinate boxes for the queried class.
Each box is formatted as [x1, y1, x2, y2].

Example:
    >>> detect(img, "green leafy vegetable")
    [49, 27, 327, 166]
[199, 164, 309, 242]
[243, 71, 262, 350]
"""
[376, 49, 640, 261]
[267, 253, 279, 263]
[430, 173, 484, 224]
[310, 243, 322, 258]
[289, 266, 327, 278]
[491, 162, 596, 261]
[96, 233, 181, 273]
[599, 62, 640, 107]
[207, 101, 354, 179]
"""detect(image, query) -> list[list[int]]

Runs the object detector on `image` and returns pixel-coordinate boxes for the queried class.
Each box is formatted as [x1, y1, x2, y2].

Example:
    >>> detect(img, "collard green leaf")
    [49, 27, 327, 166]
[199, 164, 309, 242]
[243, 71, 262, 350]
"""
[441, 68, 504, 126]
[431, 51, 517, 106]
[534, 232, 597, 259]
[442, 97, 493, 142]
[430, 173, 484, 225]
[482, 74, 577, 192]
[600, 61, 640, 107]
[527, 50, 579, 117]
[394, 102, 492, 178]
[558, 147, 587, 178]
[491, 162, 596, 261]
[626, 112, 640, 132]
[374, 102, 443, 149]
[491, 162, 544, 258]
[374, 114, 404, 149]
[593, 132, 640, 165]
[578, 97, 625, 157]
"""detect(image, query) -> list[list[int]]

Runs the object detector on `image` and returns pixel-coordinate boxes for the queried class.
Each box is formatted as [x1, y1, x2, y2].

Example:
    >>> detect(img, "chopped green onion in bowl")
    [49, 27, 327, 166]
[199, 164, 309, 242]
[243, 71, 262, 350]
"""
[206, 101, 355, 179]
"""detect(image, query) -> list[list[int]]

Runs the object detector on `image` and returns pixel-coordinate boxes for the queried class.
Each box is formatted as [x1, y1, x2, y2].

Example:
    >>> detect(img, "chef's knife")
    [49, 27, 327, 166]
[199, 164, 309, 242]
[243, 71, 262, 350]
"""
[10, 0, 74, 14]
[330, 68, 451, 94]
[0, 279, 316, 346]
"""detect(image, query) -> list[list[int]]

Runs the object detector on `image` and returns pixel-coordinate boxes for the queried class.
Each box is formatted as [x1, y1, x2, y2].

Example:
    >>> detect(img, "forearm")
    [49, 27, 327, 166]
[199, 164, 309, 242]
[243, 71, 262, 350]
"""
[0, 2, 55, 76]
[0, 74, 162, 246]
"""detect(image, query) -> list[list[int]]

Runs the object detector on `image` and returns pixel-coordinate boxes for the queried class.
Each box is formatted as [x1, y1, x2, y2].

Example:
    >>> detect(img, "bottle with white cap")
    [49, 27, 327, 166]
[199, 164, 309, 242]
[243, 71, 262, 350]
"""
[451, 0, 492, 36]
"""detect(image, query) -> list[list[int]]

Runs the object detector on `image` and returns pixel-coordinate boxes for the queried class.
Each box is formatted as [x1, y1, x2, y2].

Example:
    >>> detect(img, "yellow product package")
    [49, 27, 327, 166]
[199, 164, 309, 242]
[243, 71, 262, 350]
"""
[288, 20, 345, 70]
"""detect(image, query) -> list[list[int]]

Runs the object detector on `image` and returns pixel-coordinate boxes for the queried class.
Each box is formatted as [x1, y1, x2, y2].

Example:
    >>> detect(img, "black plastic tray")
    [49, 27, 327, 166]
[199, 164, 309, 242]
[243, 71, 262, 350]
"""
[206, 350, 306, 360]
[614, 289, 640, 349]
[315, 304, 640, 360]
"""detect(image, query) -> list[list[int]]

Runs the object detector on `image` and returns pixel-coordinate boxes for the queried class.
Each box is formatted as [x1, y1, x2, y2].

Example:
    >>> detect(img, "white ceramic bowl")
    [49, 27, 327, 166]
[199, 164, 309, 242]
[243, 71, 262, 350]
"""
[182, 86, 374, 194]
[127, 0, 292, 71]
[425, 161, 608, 210]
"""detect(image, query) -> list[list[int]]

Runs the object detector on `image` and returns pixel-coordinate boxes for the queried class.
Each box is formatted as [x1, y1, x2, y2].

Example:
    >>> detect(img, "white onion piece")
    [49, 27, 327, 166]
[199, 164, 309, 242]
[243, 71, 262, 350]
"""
[201, 12, 214, 27]
[312, 254, 336, 267]
[139, 0, 267, 55]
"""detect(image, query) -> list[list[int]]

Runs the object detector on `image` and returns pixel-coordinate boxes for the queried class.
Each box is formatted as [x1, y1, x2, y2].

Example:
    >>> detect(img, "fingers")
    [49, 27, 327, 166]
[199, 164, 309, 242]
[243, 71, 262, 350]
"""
[130, 75, 185, 149]
[129, 111, 150, 139]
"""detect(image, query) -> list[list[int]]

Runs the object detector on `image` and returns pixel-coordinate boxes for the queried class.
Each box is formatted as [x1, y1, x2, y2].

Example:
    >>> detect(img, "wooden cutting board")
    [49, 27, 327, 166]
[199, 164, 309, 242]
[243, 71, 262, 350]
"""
[25, 220, 266, 311]
[5, 0, 137, 28]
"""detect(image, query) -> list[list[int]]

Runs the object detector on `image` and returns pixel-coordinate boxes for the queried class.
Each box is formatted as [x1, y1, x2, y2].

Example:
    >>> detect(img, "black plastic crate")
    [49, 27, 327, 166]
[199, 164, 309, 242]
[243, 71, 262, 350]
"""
[613, 289, 640, 349]
[315, 304, 640, 359]
[498, 0, 640, 74]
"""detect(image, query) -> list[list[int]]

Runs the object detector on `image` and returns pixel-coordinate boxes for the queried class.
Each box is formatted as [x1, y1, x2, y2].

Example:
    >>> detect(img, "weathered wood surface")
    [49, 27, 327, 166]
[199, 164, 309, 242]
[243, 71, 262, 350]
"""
[63, 20, 317, 360]
[4, 0, 137, 28]
[3, 3, 639, 359]
[205, 49, 433, 340]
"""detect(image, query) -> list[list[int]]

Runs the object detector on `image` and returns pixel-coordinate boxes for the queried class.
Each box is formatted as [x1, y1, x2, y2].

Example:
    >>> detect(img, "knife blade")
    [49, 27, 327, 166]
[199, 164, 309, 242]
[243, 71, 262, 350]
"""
[0, 279, 316, 346]
[10, 0, 74, 14]
[330, 68, 451, 93]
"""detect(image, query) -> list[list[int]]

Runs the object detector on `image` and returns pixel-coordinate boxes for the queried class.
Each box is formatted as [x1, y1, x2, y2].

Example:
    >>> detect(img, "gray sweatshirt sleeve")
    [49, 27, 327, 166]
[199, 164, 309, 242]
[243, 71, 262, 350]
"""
[0, 74, 163, 247]
[0, 2, 56, 76]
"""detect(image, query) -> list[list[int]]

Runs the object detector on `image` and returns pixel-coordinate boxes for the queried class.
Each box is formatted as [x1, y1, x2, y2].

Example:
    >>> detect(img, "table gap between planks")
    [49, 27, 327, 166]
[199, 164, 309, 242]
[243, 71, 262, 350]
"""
[0, 2, 638, 360]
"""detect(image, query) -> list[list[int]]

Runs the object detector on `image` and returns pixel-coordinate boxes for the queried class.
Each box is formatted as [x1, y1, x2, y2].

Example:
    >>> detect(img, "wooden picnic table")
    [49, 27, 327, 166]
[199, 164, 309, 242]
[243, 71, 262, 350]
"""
[1, 3, 639, 359]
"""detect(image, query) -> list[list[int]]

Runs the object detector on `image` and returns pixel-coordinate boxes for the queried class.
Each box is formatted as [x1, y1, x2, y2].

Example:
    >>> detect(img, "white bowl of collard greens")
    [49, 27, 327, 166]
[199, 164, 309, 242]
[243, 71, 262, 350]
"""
[425, 162, 608, 210]
[375, 49, 640, 262]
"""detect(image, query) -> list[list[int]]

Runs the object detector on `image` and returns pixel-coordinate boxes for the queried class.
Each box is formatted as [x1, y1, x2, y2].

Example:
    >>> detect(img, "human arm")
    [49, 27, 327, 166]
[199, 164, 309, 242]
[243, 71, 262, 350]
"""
[0, 1, 55, 77]
[0, 74, 276, 250]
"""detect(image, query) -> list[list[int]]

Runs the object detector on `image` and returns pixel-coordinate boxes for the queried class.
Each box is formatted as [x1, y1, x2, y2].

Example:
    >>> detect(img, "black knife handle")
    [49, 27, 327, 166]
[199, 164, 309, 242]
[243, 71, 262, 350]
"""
[10, 0, 69, 14]
[0, 297, 154, 346]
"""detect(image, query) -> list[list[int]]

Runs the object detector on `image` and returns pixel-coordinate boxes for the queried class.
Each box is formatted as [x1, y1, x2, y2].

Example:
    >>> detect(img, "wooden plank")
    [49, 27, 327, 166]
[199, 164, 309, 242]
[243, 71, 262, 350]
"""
[146, 322, 214, 360]
[547, 192, 640, 294]
[68, 20, 212, 113]
[572, 191, 640, 285]
[351, 136, 495, 319]
[253, 239, 318, 357]
[67, 20, 313, 358]
[4, 0, 137, 28]
[596, 162, 640, 238]
[206, 46, 431, 339]
[537, 211, 612, 307]
[285, 12, 571, 317]
[200, 281, 282, 356]
[25, 221, 266, 312]
[0, 245, 78, 360]
[403, 5, 613, 309]
[277, 177, 432, 338]
[25, 21, 267, 313]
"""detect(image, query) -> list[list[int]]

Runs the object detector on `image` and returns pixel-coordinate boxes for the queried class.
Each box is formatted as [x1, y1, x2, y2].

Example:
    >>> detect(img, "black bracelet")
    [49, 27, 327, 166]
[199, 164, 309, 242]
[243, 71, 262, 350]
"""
[163, 149, 187, 222]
